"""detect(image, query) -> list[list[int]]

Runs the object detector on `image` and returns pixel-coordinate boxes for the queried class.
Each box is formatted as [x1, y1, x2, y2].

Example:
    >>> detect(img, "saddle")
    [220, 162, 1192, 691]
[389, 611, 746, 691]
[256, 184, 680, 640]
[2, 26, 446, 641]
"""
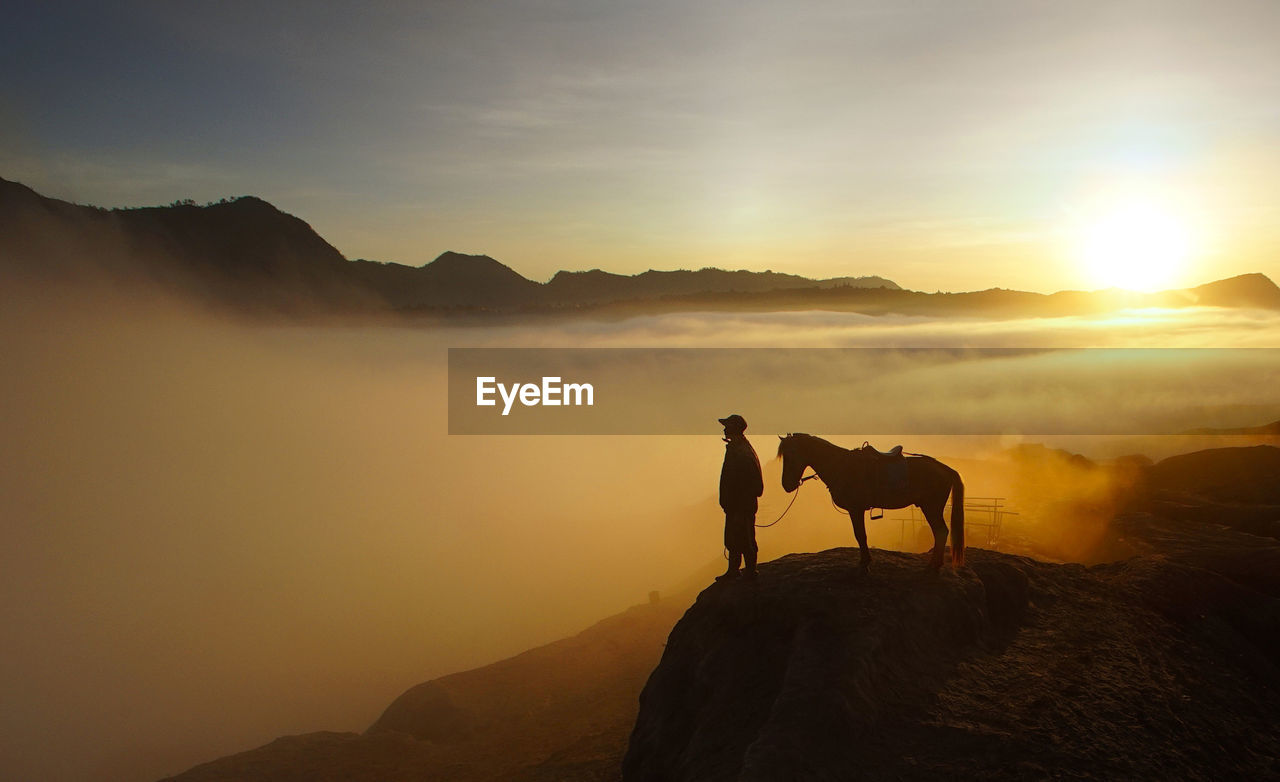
[858, 443, 908, 518]
[861, 441, 904, 459]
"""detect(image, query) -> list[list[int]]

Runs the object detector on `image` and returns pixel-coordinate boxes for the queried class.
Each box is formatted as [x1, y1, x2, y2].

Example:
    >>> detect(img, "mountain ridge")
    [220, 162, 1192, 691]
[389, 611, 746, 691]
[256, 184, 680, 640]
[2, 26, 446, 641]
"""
[3, 176, 1278, 319]
[0, 177, 898, 314]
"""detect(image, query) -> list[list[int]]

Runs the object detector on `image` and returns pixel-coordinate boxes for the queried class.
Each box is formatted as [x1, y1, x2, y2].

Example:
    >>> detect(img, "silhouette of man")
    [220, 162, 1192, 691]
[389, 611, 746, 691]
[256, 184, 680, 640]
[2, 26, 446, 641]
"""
[716, 414, 764, 582]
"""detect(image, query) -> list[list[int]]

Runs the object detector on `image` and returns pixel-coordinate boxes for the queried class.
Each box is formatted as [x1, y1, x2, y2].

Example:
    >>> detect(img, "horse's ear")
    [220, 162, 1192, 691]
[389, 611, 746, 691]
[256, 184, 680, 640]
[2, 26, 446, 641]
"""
[778, 435, 784, 441]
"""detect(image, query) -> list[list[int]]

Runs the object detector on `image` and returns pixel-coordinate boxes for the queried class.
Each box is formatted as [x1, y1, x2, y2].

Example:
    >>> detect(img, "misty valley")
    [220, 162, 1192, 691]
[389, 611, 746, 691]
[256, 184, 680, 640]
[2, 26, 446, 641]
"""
[4, 277, 1280, 780]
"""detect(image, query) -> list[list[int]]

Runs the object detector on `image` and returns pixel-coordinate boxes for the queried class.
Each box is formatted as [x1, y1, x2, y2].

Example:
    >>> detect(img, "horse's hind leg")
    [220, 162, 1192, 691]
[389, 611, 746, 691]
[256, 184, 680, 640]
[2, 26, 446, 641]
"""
[921, 502, 948, 571]
[850, 509, 871, 572]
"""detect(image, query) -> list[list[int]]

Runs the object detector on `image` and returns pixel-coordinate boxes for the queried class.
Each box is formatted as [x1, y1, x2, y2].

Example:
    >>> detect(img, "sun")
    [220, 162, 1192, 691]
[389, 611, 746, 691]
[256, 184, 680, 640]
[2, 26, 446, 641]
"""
[1076, 200, 1193, 292]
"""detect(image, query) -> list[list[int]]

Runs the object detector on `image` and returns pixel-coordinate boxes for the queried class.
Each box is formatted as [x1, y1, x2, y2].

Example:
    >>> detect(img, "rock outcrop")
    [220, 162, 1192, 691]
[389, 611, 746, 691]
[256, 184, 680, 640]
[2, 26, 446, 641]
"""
[624, 545, 1280, 781]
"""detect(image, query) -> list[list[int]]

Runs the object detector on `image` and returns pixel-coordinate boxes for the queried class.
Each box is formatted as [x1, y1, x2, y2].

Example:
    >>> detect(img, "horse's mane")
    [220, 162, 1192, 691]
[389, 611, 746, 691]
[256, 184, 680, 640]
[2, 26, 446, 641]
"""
[777, 432, 850, 459]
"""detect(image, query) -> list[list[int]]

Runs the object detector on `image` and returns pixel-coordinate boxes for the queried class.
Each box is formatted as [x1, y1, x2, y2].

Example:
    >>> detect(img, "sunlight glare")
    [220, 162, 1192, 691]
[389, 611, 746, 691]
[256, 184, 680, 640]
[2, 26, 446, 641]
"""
[1077, 200, 1193, 291]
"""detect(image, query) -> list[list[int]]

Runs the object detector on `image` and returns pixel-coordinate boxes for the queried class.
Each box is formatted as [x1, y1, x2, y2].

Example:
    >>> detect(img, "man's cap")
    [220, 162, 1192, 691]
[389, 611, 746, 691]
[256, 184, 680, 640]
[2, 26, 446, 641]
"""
[718, 414, 748, 430]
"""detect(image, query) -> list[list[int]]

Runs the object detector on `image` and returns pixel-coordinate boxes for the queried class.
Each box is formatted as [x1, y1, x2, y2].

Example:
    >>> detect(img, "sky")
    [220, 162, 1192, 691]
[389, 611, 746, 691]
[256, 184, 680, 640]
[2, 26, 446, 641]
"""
[3, 0, 1279, 292]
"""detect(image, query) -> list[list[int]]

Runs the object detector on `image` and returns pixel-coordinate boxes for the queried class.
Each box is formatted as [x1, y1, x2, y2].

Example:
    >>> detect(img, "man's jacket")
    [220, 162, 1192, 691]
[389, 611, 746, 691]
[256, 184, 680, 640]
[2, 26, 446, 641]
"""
[720, 436, 764, 510]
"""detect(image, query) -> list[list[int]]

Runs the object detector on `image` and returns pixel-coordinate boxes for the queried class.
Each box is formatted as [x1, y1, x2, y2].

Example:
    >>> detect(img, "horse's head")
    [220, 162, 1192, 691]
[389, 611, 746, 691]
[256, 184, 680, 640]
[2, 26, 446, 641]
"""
[777, 433, 809, 493]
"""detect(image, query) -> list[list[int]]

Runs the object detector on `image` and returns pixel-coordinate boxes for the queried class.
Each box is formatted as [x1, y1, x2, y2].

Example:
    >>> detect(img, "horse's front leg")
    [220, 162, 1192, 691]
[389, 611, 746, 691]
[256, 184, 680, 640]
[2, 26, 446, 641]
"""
[850, 508, 871, 573]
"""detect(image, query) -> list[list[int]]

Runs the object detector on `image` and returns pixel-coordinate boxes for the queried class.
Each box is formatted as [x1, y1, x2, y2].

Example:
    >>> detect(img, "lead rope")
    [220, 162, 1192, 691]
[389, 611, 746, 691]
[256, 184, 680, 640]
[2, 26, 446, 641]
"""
[756, 472, 819, 528]
[722, 472, 818, 560]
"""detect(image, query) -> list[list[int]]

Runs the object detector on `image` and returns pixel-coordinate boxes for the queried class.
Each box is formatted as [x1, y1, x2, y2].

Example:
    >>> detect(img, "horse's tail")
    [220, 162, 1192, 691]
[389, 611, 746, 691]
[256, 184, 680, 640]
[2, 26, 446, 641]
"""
[949, 468, 965, 568]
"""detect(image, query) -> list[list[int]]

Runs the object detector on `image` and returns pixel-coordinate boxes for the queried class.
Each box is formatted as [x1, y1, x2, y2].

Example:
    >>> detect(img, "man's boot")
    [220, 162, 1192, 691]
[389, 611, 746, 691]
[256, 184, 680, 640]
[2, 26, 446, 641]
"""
[716, 550, 742, 581]
[743, 550, 758, 580]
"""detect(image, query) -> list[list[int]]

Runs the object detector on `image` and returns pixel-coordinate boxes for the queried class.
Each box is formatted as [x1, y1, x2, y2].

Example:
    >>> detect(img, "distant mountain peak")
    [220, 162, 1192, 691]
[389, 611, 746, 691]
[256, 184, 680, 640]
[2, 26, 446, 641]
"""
[1195, 271, 1277, 289]
[1187, 272, 1280, 308]
[551, 267, 619, 278]
[221, 195, 275, 210]
[427, 250, 503, 268]
[421, 251, 531, 282]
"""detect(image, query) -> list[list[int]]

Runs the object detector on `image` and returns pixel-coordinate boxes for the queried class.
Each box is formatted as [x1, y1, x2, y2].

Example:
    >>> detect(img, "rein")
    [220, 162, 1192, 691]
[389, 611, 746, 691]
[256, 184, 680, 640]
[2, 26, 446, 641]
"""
[755, 472, 818, 528]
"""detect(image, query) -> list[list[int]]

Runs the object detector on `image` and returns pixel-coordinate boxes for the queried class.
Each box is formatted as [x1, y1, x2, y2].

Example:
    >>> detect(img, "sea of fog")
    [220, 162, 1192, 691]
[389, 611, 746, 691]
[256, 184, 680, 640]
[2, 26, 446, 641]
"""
[3, 286, 1279, 782]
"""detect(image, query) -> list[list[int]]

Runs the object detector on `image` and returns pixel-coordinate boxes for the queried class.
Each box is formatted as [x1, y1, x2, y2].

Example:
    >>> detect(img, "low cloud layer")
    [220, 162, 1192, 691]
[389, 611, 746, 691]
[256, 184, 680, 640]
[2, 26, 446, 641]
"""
[3, 283, 1278, 781]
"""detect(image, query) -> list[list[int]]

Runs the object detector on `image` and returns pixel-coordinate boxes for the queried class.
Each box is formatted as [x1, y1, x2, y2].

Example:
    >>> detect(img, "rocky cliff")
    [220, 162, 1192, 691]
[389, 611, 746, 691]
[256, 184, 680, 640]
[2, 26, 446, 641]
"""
[624, 544, 1280, 780]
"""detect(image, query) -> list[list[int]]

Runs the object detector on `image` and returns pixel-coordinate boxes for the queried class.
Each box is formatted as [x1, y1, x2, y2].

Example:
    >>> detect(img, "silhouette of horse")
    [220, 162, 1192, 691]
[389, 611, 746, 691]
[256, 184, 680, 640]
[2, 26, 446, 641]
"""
[777, 433, 966, 571]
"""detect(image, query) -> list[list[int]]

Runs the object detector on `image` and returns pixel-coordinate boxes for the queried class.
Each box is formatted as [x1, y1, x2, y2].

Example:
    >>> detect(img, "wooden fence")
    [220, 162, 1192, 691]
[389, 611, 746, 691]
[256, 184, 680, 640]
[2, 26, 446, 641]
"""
[880, 497, 1016, 550]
